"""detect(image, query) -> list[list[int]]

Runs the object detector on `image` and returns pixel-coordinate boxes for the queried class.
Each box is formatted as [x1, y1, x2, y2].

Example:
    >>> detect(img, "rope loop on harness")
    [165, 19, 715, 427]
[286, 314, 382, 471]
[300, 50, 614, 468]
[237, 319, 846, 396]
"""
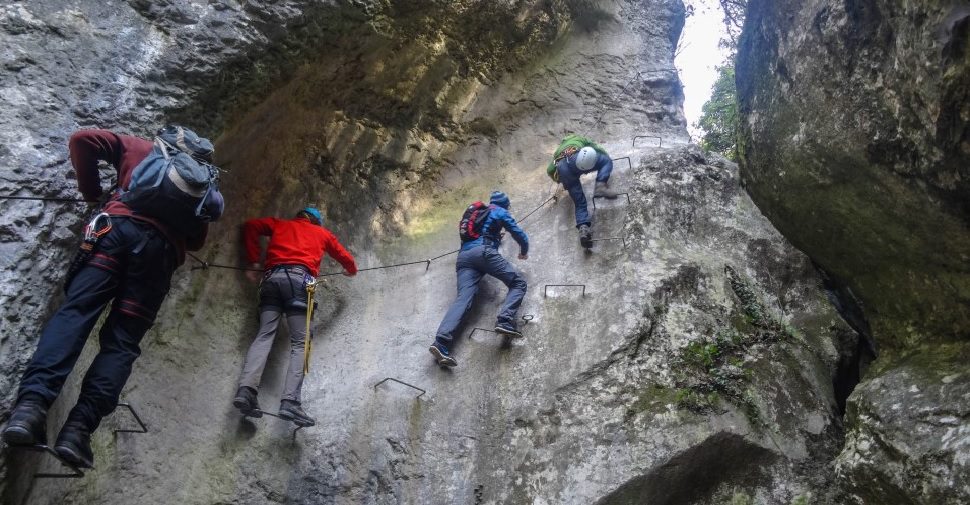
[303, 277, 317, 374]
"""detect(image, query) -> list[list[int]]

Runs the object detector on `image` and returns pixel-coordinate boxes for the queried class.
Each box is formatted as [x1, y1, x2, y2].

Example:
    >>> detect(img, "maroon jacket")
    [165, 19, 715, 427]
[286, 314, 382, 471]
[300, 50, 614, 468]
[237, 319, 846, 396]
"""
[69, 129, 208, 263]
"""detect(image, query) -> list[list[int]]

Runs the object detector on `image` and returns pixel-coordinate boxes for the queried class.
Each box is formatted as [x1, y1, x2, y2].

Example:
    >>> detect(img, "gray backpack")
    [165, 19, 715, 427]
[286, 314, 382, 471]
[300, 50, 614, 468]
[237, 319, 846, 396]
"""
[120, 126, 224, 235]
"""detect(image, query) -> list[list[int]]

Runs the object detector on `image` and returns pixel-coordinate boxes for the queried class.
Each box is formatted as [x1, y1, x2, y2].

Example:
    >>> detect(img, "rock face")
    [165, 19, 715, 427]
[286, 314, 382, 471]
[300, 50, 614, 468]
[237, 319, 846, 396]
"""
[0, 0, 339, 427]
[736, 0, 970, 349]
[835, 345, 970, 504]
[736, 1, 970, 503]
[2, 1, 866, 504]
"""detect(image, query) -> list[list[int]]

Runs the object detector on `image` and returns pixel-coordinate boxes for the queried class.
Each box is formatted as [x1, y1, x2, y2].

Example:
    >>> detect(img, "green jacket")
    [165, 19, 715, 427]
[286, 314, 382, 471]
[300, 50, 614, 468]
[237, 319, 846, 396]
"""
[546, 134, 609, 180]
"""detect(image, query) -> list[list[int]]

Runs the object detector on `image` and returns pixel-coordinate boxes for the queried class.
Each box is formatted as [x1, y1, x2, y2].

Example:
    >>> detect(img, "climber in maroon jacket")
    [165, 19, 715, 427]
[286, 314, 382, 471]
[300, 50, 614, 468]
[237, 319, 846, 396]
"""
[2, 126, 221, 469]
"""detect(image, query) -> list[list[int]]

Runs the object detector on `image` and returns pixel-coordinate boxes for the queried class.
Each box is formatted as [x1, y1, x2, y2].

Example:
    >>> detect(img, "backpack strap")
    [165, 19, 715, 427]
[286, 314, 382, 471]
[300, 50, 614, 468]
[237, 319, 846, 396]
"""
[150, 138, 171, 187]
[194, 185, 211, 217]
[155, 137, 171, 160]
[175, 127, 191, 155]
[479, 204, 497, 238]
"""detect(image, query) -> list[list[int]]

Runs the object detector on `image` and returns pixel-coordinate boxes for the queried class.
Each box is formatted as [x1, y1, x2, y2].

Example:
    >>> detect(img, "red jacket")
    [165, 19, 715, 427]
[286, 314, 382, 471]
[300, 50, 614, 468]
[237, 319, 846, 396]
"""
[69, 129, 208, 264]
[243, 216, 357, 277]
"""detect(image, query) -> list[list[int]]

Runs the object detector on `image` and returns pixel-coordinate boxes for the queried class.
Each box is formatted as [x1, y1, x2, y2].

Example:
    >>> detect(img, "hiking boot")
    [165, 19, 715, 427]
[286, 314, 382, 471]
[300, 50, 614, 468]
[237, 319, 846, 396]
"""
[494, 322, 523, 338]
[2, 393, 48, 446]
[429, 343, 458, 367]
[593, 181, 619, 199]
[578, 224, 593, 249]
[232, 386, 262, 418]
[278, 400, 315, 427]
[54, 421, 94, 469]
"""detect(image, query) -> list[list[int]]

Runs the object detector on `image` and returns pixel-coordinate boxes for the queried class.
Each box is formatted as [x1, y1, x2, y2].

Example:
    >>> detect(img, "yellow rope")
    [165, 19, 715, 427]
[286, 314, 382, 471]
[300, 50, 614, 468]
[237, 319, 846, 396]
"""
[302, 278, 317, 374]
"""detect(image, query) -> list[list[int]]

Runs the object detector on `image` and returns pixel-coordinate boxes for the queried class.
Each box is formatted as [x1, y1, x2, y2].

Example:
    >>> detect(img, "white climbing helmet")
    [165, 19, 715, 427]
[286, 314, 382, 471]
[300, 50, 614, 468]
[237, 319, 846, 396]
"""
[576, 146, 597, 170]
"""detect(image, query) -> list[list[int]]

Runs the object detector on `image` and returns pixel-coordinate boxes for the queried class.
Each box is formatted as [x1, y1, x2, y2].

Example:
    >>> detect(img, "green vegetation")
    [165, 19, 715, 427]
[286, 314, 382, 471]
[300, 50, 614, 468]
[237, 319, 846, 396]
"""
[675, 327, 755, 419]
[717, 0, 747, 47]
[692, 0, 747, 160]
[730, 492, 754, 505]
[675, 388, 720, 411]
[631, 384, 681, 414]
[695, 64, 739, 160]
[673, 266, 796, 425]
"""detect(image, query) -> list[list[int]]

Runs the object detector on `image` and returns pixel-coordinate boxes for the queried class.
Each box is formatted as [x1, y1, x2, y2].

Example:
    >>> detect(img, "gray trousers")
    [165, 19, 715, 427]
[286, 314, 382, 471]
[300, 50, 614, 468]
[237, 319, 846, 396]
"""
[238, 267, 311, 402]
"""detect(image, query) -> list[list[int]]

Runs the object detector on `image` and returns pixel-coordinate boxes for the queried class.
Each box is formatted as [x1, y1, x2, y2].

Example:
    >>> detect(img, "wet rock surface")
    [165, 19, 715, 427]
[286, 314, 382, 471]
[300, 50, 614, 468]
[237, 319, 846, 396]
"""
[736, 1, 970, 502]
[835, 343, 970, 505]
[736, 0, 970, 348]
[0, 0, 871, 504]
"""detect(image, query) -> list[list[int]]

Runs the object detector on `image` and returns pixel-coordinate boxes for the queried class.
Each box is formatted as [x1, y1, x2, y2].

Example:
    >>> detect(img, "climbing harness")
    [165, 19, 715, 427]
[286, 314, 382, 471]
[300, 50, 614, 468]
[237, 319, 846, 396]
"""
[302, 277, 317, 374]
[63, 213, 112, 291]
[554, 146, 579, 163]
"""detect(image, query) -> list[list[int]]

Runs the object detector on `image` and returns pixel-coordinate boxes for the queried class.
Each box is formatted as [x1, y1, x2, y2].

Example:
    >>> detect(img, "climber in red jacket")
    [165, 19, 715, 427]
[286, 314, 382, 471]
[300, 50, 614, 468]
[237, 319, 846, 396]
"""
[232, 208, 357, 427]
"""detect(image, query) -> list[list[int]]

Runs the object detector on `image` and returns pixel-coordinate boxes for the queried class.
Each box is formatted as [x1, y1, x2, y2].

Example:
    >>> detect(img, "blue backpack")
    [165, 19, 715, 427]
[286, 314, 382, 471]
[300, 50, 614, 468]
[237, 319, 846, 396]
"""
[121, 126, 224, 235]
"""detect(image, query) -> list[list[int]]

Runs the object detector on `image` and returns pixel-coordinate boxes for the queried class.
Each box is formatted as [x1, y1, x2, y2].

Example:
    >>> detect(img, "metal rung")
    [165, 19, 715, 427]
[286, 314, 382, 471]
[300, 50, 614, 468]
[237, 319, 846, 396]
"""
[543, 284, 587, 297]
[469, 313, 534, 339]
[244, 409, 306, 439]
[591, 191, 630, 209]
[468, 327, 496, 339]
[249, 409, 283, 420]
[633, 135, 662, 148]
[611, 156, 633, 172]
[589, 236, 627, 248]
[373, 377, 426, 399]
[26, 445, 86, 479]
[113, 402, 148, 434]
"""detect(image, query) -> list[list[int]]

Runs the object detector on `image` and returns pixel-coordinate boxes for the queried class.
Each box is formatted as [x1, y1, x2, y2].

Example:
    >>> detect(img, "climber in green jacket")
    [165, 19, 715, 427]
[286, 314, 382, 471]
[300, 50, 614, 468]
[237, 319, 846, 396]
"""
[546, 134, 618, 248]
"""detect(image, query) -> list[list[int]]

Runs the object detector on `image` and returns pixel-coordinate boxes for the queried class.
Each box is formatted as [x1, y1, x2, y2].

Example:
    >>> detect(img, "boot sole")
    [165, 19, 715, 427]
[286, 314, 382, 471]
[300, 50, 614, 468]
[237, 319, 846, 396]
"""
[429, 346, 458, 367]
[2, 425, 40, 446]
[494, 327, 523, 338]
[54, 443, 94, 469]
[232, 398, 263, 418]
[277, 410, 315, 428]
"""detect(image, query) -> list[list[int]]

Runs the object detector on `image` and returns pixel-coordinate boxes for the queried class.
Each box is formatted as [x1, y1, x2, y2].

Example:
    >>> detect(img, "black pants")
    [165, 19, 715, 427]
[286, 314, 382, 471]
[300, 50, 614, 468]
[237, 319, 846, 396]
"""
[17, 217, 175, 430]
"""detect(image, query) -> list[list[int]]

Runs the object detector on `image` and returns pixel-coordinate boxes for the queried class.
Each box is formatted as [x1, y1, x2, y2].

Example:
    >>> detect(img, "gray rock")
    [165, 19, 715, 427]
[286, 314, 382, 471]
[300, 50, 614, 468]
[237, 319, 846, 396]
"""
[736, 0, 970, 348]
[836, 344, 970, 505]
[2, 1, 864, 504]
[736, 1, 970, 502]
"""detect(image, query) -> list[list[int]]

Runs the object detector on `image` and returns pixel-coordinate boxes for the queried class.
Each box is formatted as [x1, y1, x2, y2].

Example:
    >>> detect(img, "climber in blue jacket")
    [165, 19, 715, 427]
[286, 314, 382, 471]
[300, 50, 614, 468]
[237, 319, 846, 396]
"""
[430, 191, 529, 367]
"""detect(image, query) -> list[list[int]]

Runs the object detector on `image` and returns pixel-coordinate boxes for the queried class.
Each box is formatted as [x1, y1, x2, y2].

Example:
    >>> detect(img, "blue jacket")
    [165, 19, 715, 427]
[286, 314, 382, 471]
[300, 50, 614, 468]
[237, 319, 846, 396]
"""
[461, 205, 529, 255]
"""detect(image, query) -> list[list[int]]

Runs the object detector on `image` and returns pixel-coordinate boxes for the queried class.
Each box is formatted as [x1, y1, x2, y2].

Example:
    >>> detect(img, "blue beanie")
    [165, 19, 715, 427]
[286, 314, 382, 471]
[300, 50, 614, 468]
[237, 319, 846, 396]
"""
[489, 191, 510, 209]
[300, 207, 324, 226]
